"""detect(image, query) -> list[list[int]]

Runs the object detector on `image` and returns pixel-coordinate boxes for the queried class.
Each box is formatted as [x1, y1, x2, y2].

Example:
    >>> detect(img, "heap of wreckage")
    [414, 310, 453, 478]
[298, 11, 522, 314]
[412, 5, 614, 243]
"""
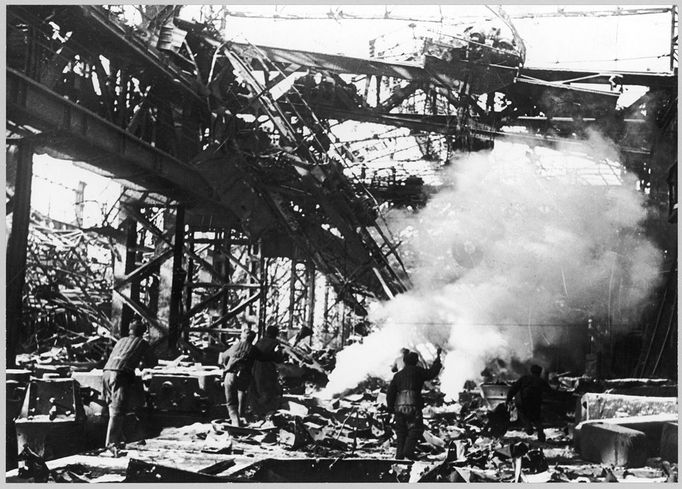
[5, 4, 678, 484]
[8, 363, 680, 483]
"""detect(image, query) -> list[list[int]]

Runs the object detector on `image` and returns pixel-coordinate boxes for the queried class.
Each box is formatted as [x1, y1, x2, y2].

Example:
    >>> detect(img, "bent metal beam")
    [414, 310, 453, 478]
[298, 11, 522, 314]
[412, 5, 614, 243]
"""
[6, 68, 215, 207]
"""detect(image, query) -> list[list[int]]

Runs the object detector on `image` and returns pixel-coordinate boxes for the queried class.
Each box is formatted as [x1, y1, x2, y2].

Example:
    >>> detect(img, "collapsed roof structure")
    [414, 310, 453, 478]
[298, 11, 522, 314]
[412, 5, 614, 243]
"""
[6, 5, 677, 370]
[5, 4, 678, 482]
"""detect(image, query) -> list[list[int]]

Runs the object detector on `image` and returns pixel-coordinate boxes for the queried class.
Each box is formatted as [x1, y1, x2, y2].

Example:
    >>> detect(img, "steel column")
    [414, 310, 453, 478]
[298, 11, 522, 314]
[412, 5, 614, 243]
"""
[120, 216, 139, 337]
[671, 5, 678, 72]
[184, 228, 194, 341]
[168, 206, 186, 349]
[322, 280, 330, 333]
[6, 139, 34, 368]
[287, 258, 297, 332]
[305, 261, 316, 334]
[258, 253, 268, 338]
[220, 230, 231, 318]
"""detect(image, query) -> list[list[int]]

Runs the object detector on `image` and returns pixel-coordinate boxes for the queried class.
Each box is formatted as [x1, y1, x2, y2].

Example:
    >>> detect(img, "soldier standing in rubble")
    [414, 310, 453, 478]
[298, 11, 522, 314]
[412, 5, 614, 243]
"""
[251, 326, 286, 415]
[219, 329, 258, 426]
[506, 364, 552, 442]
[386, 348, 442, 460]
[102, 320, 157, 451]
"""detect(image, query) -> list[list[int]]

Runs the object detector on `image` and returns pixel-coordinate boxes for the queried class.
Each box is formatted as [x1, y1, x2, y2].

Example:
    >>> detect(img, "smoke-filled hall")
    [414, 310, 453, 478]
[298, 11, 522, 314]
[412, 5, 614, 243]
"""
[5, 4, 678, 483]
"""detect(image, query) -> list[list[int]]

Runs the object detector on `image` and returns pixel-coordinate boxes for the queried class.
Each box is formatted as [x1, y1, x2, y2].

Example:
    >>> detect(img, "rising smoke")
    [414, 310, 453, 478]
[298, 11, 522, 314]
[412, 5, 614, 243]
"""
[322, 138, 663, 399]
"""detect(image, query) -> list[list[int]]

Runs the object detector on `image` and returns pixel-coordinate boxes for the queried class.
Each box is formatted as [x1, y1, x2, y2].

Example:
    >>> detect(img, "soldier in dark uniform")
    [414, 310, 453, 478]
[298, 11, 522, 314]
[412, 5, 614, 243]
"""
[251, 326, 286, 415]
[506, 364, 552, 442]
[386, 349, 442, 459]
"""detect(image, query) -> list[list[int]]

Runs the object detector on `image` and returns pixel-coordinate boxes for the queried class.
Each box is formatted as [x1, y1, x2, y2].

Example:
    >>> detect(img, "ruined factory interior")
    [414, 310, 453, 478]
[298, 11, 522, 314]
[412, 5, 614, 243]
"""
[4, 3, 679, 483]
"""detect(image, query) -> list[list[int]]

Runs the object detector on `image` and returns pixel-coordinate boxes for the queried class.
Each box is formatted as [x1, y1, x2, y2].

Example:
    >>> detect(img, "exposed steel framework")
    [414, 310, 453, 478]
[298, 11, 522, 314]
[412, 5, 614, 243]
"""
[5, 5, 678, 375]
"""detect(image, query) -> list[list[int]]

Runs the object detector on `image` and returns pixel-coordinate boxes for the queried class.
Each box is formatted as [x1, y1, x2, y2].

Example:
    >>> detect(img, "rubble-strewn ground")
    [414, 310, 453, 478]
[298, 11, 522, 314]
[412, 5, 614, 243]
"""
[8, 372, 678, 483]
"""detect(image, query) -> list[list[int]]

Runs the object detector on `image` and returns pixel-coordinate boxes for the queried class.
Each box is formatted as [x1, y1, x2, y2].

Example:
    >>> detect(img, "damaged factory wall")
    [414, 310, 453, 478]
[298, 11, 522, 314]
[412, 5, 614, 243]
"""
[324, 136, 664, 399]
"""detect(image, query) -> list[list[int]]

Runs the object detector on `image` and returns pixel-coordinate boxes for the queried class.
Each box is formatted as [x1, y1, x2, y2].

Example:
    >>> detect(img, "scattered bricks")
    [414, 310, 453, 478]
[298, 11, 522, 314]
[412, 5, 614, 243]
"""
[660, 422, 678, 462]
[576, 393, 677, 423]
[578, 422, 648, 467]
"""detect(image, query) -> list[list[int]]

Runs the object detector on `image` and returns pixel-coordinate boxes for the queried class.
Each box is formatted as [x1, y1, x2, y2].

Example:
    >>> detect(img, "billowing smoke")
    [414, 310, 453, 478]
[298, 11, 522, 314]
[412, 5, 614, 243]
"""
[322, 139, 662, 399]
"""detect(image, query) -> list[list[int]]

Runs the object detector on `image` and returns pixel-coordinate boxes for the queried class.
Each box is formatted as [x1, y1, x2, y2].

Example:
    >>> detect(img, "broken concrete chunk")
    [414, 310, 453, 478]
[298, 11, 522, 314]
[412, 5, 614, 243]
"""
[579, 422, 648, 467]
[577, 393, 677, 422]
[201, 430, 233, 454]
[574, 413, 677, 455]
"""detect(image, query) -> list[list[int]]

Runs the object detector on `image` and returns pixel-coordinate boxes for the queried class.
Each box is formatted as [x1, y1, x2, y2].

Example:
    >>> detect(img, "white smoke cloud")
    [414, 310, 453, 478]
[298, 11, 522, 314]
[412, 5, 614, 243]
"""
[323, 139, 663, 399]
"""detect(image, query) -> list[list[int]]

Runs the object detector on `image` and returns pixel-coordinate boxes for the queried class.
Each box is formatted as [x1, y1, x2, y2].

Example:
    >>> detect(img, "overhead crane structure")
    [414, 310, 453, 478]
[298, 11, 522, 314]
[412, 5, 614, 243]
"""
[5, 5, 678, 369]
[5, 4, 409, 366]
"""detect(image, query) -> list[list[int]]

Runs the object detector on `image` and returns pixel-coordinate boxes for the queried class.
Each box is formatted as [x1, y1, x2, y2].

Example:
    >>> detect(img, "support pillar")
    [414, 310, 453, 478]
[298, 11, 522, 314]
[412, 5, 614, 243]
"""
[184, 227, 194, 342]
[120, 216, 139, 337]
[168, 205, 186, 350]
[6, 140, 33, 368]
[258, 253, 267, 338]
[340, 302, 347, 348]
[288, 258, 297, 333]
[671, 5, 678, 72]
[305, 261, 316, 333]
[322, 280, 330, 333]
[220, 229, 231, 318]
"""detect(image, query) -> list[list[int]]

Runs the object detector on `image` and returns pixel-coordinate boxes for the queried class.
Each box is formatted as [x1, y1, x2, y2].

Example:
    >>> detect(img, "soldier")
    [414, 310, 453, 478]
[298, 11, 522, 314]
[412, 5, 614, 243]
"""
[251, 326, 286, 415]
[219, 329, 258, 426]
[386, 348, 442, 459]
[506, 364, 553, 442]
[102, 320, 157, 450]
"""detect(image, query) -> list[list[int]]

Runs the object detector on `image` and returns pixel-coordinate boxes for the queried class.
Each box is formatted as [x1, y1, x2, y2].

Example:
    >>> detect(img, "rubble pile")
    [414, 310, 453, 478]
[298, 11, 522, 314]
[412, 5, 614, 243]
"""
[116, 377, 678, 482]
[228, 374, 676, 482]
[15, 334, 114, 371]
[6, 345, 679, 484]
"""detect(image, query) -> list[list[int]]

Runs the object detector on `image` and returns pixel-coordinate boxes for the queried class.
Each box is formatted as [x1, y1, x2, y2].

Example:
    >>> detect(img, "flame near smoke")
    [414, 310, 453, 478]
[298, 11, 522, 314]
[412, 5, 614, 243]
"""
[322, 139, 662, 399]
